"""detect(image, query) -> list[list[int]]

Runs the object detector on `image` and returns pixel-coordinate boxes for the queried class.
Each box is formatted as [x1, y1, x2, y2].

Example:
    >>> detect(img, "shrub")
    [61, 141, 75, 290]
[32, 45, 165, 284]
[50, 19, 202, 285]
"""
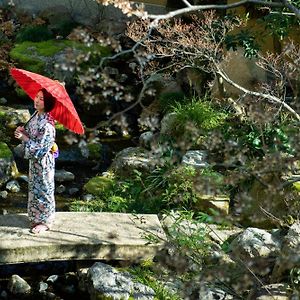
[83, 176, 115, 196]
[172, 98, 227, 133]
[158, 91, 185, 112]
[69, 199, 105, 212]
[51, 20, 78, 38]
[15, 25, 53, 42]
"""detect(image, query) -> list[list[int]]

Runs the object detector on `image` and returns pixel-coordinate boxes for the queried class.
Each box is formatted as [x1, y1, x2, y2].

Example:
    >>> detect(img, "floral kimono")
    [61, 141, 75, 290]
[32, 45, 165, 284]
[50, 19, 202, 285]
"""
[24, 112, 56, 228]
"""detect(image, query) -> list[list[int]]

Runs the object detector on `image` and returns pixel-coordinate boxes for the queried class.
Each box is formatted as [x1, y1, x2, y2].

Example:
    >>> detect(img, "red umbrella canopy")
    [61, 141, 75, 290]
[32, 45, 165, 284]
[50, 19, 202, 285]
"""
[10, 68, 84, 134]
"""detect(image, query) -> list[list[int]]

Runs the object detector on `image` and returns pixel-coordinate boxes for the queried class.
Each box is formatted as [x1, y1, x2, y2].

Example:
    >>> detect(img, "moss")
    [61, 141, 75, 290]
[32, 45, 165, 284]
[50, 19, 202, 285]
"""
[55, 123, 67, 132]
[16, 25, 53, 42]
[0, 142, 12, 159]
[83, 176, 115, 196]
[9, 40, 110, 73]
[69, 199, 105, 212]
[293, 182, 300, 192]
[87, 143, 102, 160]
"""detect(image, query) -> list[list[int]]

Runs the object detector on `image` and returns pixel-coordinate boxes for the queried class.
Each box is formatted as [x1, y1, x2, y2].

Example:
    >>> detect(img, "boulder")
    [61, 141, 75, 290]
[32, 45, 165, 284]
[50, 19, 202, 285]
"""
[0, 142, 18, 188]
[110, 147, 158, 177]
[86, 262, 155, 300]
[247, 283, 291, 300]
[271, 222, 300, 282]
[211, 48, 267, 100]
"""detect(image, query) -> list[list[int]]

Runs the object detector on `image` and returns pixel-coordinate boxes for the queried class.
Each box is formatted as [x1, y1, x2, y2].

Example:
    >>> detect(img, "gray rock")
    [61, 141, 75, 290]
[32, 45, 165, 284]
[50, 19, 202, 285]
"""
[160, 112, 177, 135]
[230, 227, 282, 259]
[87, 262, 155, 300]
[0, 97, 7, 104]
[6, 180, 20, 193]
[82, 194, 94, 201]
[272, 222, 300, 281]
[0, 290, 8, 299]
[110, 147, 158, 177]
[8, 275, 31, 295]
[68, 187, 79, 195]
[56, 184, 66, 194]
[247, 283, 291, 300]
[181, 150, 208, 168]
[46, 275, 59, 283]
[198, 284, 234, 300]
[55, 170, 75, 182]
[139, 131, 154, 150]
[132, 281, 155, 299]
[0, 143, 18, 188]
[0, 191, 8, 199]
[38, 281, 48, 293]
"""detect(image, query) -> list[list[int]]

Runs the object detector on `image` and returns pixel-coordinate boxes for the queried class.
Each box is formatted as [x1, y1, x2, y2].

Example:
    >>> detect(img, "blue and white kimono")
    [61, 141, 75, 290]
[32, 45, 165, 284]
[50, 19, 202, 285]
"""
[24, 112, 56, 228]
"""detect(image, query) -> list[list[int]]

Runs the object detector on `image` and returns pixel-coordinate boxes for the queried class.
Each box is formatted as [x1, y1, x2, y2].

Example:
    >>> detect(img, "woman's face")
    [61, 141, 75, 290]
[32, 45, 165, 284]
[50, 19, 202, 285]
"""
[34, 90, 45, 113]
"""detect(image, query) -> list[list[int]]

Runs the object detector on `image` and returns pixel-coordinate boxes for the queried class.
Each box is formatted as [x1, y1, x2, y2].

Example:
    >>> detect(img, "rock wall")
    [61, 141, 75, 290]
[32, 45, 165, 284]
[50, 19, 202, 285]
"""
[0, 0, 166, 27]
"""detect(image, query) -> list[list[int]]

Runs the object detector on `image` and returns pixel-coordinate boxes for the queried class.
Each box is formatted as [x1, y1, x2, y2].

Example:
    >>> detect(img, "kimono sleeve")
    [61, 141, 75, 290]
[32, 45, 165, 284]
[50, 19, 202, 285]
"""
[24, 124, 55, 160]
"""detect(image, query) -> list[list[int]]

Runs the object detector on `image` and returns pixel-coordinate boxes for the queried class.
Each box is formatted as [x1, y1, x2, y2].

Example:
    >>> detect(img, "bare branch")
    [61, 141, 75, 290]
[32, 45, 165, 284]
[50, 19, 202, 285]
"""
[215, 65, 300, 121]
[182, 0, 192, 7]
[147, 0, 284, 26]
[280, 0, 300, 19]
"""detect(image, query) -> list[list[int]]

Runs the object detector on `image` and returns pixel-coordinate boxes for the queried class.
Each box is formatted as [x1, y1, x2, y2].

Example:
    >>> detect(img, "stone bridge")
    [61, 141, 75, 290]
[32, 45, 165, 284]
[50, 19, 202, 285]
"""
[0, 212, 166, 265]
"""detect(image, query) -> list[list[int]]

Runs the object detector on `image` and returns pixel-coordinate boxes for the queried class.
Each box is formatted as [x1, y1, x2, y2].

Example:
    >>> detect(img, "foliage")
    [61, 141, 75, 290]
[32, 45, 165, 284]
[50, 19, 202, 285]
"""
[83, 175, 115, 196]
[129, 264, 181, 300]
[225, 29, 259, 58]
[0, 142, 12, 159]
[69, 199, 105, 212]
[173, 99, 227, 130]
[87, 143, 102, 160]
[126, 12, 240, 77]
[9, 39, 109, 73]
[170, 98, 228, 140]
[0, 113, 10, 145]
[51, 20, 79, 38]
[15, 25, 53, 42]
[221, 116, 298, 159]
[261, 0, 300, 40]
[106, 195, 128, 212]
[290, 267, 300, 290]
[158, 91, 185, 113]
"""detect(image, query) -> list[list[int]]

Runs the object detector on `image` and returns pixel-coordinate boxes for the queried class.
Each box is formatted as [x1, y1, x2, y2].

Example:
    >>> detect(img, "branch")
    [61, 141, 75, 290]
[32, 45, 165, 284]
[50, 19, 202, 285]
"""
[215, 65, 300, 121]
[182, 0, 192, 7]
[147, 0, 284, 25]
[93, 79, 149, 130]
[280, 0, 300, 20]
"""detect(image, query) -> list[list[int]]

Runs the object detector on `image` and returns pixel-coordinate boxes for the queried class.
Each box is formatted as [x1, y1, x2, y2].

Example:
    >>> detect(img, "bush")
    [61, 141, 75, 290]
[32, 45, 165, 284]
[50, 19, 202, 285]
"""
[16, 25, 53, 42]
[172, 98, 228, 133]
[158, 91, 185, 112]
[51, 20, 78, 38]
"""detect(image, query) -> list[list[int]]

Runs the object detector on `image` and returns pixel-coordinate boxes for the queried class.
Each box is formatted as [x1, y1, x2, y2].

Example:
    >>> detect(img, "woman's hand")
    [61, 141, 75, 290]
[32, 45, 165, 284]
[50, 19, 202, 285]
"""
[14, 126, 29, 142]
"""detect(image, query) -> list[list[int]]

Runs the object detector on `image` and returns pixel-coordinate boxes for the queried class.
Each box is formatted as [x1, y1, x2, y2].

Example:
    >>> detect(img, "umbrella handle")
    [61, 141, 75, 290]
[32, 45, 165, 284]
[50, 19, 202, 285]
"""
[23, 110, 38, 129]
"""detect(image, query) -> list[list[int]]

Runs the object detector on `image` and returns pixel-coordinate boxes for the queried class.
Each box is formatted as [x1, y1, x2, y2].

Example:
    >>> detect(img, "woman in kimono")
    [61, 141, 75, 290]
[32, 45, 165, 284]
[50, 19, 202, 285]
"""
[15, 88, 56, 234]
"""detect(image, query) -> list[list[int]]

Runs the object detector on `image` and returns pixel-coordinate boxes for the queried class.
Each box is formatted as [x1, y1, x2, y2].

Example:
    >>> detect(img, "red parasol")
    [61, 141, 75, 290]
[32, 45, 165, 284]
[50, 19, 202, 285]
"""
[10, 68, 84, 134]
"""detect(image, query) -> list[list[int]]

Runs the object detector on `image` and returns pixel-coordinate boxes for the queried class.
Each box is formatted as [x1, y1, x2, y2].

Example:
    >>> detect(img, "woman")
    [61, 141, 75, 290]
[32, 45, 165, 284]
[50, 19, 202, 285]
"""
[14, 88, 56, 234]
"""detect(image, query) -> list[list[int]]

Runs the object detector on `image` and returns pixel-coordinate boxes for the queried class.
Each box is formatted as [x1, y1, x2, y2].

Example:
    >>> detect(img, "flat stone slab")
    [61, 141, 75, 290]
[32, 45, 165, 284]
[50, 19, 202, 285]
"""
[0, 212, 166, 265]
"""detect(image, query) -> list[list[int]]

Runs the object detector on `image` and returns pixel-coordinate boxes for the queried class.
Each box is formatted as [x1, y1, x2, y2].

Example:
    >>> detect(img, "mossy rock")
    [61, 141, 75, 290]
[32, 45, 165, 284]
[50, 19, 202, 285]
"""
[9, 40, 110, 74]
[194, 194, 230, 215]
[83, 176, 115, 196]
[293, 182, 300, 192]
[234, 175, 293, 229]
[87, 143, 102, 160]
[0, 142, 12, 159]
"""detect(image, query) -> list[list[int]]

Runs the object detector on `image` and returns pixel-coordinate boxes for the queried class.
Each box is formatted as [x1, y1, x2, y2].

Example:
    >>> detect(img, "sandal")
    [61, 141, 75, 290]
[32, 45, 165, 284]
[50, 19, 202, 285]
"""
[30, 224, 50, 234]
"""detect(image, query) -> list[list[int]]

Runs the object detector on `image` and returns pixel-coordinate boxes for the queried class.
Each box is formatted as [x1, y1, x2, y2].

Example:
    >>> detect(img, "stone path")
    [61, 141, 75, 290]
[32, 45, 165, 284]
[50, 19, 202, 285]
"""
[0, 212, 166, 264]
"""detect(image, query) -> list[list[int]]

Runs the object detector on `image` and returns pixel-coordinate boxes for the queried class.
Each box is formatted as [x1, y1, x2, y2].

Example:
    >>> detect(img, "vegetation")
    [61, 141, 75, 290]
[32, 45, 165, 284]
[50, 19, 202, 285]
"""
[15, 24, 53, 42]
[0, 142, 12, 159]
[9, 40, 110, 73]
[1, 0, 300, 298]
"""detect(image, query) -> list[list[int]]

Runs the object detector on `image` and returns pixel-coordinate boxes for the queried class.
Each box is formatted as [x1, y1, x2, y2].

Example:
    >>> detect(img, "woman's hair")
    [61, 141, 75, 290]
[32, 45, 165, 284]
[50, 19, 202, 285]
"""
[40, 88, 56, 112]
